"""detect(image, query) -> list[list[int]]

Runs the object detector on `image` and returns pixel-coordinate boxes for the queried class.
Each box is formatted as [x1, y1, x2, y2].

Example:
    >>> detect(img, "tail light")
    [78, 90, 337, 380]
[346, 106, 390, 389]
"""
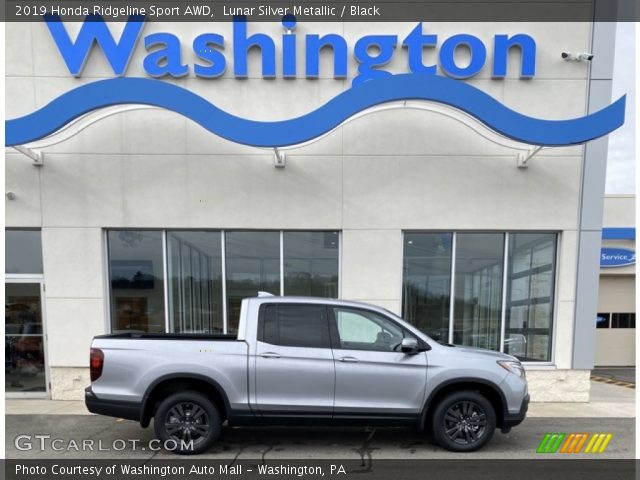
[90, 348, 104, 382]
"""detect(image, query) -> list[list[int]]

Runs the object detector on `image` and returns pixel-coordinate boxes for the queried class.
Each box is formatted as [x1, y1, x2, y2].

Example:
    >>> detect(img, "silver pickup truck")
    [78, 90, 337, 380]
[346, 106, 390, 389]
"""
[85, 295, 529, 454]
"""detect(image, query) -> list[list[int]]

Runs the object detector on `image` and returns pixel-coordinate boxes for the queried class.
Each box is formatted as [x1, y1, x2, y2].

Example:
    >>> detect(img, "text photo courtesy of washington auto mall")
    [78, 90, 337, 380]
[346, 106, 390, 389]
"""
[2, 0, 638, 479]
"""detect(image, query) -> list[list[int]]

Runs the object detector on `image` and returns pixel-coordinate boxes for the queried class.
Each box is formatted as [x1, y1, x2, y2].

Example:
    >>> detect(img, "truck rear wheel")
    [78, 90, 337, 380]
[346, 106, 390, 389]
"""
[153, 391, 221, 455]
[431, 390, 496, 452]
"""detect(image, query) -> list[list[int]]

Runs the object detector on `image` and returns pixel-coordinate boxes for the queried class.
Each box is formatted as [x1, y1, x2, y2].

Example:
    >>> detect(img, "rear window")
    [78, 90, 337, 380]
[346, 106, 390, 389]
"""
[259, 304, 330, 348]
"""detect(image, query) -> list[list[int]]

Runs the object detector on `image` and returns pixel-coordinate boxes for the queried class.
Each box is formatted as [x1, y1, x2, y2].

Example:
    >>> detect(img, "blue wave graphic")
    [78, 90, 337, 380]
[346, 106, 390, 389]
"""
[5, 75, 625, 147]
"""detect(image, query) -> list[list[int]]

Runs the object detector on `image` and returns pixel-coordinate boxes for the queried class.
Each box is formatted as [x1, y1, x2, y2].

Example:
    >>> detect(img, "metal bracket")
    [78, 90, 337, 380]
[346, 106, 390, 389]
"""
[13, 145, 44, 166]
[273, 148, 286, 168]
[517, 146, 543, 169]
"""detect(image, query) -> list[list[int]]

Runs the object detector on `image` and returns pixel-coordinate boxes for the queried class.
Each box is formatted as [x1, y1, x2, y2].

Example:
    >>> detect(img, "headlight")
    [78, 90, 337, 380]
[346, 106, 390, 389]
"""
[497, 360, 526, 378]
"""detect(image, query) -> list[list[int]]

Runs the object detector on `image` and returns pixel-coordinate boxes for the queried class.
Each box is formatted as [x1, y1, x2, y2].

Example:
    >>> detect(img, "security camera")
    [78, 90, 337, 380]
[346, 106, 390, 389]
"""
[561, 52, 594, 61]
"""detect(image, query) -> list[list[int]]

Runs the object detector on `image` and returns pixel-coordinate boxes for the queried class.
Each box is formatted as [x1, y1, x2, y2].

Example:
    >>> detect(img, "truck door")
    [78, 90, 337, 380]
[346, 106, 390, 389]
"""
[254, 304, 335, 417]
[330, 307, 428, 418]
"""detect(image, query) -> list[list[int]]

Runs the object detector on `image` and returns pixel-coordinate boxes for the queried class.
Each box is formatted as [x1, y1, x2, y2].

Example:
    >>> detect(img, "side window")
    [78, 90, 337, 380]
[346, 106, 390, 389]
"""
[596, 313, 610, 328]
[259, 304, 330, 348]
[333, 308, 406, 352]
[611, 313, 636, 329]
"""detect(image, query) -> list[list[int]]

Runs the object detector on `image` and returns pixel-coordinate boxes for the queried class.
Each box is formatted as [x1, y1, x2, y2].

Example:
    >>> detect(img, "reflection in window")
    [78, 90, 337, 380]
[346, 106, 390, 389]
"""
[5, 283, 46, 392]
[402, 233, 452, 342]
[108, 230, 342, 334]
[5, 230, 43, 274]
[505, 233, 557, 361]
[402, 231, 558, 360]
[108, 231, 165, 332]
[334, 307, 404, 352]
[225, 232, 280, 333]
[167, 232, 223, 333]
[596, 313, 610, 329]
[283, 231, 339, 297]
[453, 234, 504, 351]
[611, 313, 635, 328]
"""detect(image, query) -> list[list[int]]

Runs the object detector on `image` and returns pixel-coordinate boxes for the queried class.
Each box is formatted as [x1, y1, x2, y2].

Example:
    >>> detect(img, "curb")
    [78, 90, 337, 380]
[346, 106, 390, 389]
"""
[590, 375, 635, 389]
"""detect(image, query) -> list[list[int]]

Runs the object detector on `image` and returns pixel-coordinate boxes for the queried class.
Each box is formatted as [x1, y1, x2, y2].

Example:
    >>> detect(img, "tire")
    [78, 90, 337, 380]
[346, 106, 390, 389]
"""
[153, 390, 221, 455]
[431, 390, 496, 452]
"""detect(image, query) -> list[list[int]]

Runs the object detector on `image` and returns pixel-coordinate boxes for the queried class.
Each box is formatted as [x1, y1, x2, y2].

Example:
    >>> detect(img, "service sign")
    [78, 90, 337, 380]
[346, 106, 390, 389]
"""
[600, 247, 636, 268]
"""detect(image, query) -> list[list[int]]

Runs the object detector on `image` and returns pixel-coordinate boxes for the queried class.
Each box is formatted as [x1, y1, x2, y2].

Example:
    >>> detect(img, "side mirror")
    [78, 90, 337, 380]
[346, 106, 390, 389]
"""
[401, 337, 419, 354]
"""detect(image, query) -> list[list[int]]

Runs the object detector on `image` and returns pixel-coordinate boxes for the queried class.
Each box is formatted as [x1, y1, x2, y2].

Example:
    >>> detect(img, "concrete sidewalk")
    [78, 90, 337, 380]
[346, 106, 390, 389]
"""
[527, 381, 635, 417]
[6, 380, 635, 418]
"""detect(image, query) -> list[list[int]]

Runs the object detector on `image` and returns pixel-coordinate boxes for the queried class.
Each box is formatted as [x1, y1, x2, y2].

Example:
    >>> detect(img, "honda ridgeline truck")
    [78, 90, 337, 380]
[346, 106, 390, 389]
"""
[86, 294, 529, 454]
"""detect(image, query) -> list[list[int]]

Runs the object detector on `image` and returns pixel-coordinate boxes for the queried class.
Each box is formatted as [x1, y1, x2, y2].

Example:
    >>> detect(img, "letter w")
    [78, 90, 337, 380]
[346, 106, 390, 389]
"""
[44, 14, 144, 76]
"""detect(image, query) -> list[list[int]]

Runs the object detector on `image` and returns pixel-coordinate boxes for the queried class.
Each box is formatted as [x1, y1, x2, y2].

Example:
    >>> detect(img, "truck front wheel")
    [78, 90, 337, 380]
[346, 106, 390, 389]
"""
[431, 390, 496, 452]
[154, 391, 221, 455]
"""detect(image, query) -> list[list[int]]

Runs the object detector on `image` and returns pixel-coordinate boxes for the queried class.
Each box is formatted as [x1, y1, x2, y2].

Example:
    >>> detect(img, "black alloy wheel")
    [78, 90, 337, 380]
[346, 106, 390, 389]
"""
[443, 400, 488, 445]
[431, 390, 496, 452]
[154, 391, 221, 454]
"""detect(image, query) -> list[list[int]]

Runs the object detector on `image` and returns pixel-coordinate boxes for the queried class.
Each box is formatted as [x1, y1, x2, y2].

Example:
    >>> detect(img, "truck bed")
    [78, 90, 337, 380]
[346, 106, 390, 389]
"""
[90, 333, 249, 409]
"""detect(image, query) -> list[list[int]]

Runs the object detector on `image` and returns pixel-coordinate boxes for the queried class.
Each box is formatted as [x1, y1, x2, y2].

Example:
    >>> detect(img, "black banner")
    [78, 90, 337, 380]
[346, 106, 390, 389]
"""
[3, 0, 640, 22]
[3, 459, 638, 480]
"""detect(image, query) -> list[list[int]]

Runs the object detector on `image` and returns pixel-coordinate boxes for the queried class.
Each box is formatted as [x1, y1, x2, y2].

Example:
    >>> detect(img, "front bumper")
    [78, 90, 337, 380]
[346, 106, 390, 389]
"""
[502, 393, 529, 428]
[85, 386, 141, 422]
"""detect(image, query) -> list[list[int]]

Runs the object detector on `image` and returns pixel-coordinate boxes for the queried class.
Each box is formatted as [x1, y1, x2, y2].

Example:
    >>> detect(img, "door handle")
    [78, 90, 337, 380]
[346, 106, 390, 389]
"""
[260, 352, 281, 359]
[338, 356, 359, 363]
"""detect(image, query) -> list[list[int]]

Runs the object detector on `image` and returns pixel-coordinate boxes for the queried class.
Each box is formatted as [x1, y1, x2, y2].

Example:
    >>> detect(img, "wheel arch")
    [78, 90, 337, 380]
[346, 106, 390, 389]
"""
[421, 377, 508, 430]
[140, 373, 231, 427]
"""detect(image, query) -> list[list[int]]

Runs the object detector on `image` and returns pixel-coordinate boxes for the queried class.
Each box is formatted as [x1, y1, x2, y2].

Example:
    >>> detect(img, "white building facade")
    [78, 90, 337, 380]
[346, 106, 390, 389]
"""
[5, 19, 623, 401]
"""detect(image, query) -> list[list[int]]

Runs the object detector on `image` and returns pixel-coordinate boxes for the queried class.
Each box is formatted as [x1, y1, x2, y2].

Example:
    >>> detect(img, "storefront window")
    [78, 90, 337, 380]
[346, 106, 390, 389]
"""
[5, 283, 46, 393]
[107, 231, 165, 333]
[402, 231, 557, 361]
[225, 232, 280, 333]
[167, 232, 223, 333]
[453, 234, 504, 351]
[107, 230, 341, 335]
[5, 230, 43, 274]
[505, 233, 557, 361]
[402, 233, 452, 342]
[283, 231, 339, 297]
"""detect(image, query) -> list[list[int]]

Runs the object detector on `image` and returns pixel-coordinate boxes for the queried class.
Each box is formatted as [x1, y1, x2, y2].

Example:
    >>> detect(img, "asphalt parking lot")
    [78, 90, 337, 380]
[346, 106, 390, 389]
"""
[5, 414, 635, 460]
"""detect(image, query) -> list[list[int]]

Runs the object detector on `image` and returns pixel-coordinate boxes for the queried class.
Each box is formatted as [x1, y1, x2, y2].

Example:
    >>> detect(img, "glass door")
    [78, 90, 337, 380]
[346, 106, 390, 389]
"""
[5, 282, 48, 395]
